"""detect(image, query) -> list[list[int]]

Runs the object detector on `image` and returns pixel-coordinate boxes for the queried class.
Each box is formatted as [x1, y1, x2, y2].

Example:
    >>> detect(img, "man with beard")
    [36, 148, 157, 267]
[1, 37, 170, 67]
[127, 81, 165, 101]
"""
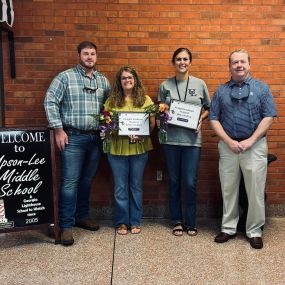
[44, 41, 110, 246]
[209, 49, 276, 249]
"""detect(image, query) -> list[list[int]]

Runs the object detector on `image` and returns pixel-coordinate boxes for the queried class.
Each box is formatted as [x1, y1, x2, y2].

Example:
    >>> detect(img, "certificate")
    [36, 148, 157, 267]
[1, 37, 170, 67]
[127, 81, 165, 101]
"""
[118, 112, 150, 136]
[168, 99, 202, 130]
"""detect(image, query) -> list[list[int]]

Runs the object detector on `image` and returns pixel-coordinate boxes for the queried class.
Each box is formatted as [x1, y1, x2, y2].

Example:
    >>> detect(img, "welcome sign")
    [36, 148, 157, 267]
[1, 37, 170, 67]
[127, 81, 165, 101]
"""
[0, 129, 56, 230]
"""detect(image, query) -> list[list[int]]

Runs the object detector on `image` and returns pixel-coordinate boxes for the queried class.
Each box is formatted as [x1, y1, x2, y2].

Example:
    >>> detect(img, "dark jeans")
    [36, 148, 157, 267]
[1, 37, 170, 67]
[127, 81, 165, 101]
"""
[163, 144, 201, 228]
[59, 132, 101, 230]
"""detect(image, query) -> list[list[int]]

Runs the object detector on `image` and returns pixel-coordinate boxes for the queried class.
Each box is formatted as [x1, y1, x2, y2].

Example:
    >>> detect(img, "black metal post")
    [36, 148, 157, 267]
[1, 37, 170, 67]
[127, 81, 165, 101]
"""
[8, 30, 15, 79]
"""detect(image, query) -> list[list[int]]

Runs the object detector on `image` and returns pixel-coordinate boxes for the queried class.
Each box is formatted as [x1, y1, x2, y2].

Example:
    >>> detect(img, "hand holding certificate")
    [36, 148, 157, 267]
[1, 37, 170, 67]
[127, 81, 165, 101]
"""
[168, 99, 202, 130]
[118, 112, 150, 136]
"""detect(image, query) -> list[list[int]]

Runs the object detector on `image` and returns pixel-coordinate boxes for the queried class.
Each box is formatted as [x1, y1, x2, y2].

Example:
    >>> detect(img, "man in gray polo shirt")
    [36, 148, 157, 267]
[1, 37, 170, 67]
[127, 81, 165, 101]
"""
[209, 49, 276, 249]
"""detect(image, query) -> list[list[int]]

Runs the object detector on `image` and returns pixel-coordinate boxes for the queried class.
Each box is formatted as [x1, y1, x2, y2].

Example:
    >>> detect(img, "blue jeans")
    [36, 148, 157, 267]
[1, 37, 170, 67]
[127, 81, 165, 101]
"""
[59, 132, 101, 229]
[107, 152, 148, 227]
[163, 144, 201, 228]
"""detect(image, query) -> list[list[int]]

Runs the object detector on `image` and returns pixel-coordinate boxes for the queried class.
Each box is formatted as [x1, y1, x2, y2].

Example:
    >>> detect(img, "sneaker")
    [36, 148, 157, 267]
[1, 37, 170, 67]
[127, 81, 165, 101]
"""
[75, 217, 99, 231]
[61, 229, 74, 246]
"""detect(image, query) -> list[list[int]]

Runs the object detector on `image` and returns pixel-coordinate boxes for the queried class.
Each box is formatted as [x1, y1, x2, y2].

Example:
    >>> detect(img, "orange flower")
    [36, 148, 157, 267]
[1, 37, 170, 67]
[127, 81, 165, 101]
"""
[105, 116, 111, 124]
[159, 103, 169, 113]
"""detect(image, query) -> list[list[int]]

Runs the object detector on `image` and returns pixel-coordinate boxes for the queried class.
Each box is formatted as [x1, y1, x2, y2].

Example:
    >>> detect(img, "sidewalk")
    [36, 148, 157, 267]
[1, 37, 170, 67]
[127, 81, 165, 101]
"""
[0, 218, 284, 285]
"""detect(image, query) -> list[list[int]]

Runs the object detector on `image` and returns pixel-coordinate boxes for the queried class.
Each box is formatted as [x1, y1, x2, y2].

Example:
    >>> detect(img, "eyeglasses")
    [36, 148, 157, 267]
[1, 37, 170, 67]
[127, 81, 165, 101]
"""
[83, 77, 98, 94]
[175, 57, 189, 62]
[121, 76, 134, 81]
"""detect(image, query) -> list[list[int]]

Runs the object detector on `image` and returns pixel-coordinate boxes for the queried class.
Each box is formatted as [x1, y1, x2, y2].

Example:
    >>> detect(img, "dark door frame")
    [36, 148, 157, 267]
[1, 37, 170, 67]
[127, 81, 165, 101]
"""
[0, 23, 16, 127]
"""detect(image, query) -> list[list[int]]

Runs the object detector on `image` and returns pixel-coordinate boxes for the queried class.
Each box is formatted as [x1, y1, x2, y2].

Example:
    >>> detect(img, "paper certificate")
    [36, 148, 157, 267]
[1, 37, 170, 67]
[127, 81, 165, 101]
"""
[118, 112, 150, 136]
[168, 100, 202, 130]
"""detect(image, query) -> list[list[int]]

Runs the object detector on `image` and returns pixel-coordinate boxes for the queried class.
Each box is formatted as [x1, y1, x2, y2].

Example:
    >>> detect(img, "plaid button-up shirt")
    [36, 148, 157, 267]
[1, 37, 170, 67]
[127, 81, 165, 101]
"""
[44, 64, 110, 130]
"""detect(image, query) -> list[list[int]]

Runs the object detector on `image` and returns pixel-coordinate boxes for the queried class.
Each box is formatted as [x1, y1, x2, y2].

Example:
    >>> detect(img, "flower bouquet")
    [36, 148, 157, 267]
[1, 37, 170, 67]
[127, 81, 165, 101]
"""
[91, 110, 118, 153]
[144, 102, 169, 143]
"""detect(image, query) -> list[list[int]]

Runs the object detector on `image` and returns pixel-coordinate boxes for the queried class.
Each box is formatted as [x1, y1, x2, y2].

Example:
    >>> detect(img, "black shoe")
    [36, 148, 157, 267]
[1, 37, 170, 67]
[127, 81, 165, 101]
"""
[214, 232, 236, 243]
[247, 237, 263, 249]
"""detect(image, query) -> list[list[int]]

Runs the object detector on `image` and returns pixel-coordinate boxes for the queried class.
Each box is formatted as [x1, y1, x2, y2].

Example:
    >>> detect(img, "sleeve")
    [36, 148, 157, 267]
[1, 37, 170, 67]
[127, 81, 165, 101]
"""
[202, 80, 211, 109]
[208, 89, 221, 121]
[44, 74, 66, 129]
[145, 95, 154, 106]
[104, 97, 111, 111]
[103, 78, 111, 103]
[158, 82, 166, 102]
[260, 84, 277, 118]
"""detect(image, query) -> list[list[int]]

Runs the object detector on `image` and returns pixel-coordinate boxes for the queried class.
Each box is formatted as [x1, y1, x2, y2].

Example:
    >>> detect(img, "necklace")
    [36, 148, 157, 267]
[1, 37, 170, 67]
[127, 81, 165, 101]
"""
[175, 76, 189, 102]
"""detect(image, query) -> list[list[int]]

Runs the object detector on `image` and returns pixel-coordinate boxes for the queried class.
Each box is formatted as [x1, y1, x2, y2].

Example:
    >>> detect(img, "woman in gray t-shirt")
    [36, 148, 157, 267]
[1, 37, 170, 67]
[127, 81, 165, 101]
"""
[158, 47, 211, 237]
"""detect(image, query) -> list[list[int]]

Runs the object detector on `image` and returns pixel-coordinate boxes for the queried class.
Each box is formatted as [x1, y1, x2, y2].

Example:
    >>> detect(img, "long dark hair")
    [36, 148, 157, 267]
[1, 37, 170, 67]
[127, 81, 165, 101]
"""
[108, 66, 146, 108]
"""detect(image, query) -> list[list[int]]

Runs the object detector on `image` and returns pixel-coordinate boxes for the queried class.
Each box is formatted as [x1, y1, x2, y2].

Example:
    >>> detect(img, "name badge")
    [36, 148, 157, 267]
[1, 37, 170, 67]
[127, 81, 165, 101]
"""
[168, 99, 202, 130]
[118, 112, 150, 136]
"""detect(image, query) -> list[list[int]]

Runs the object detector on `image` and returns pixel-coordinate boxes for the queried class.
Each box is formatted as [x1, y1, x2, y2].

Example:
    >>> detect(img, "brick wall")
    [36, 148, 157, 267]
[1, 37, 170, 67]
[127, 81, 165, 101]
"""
[2, 0, 285, 209]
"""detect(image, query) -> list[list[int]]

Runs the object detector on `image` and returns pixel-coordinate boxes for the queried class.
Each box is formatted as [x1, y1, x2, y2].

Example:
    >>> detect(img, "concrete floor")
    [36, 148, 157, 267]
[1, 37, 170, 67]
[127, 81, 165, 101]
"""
[0, 218, 284, 285]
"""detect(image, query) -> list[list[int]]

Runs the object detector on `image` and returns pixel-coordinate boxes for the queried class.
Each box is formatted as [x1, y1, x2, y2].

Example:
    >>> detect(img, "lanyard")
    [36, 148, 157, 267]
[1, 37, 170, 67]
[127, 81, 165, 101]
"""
[175, 76, 189, 102]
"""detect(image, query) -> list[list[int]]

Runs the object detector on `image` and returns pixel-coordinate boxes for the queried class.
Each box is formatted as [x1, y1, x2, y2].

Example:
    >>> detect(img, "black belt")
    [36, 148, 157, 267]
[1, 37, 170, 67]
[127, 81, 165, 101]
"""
[64, 127, 99, 136]
[231, 137, 248, 142]
[231, 135, 265, 142]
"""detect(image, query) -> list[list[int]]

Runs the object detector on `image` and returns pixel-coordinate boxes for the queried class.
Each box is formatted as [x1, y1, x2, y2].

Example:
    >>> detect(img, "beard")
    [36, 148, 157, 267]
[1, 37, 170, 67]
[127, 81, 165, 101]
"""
[79, 59, 96, 70]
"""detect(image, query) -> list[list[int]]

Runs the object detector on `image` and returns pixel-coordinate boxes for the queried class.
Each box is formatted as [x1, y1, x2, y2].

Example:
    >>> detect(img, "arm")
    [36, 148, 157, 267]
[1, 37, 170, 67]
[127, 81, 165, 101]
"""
[44, 76, 66, 129]
[150, 114, 155, 132]
[209, 120, 244, 153]
[44, 74, 68, 151]
[210, 117, 274, 153]
[54, 128, 69, 151]
[196, 109, 209, 133]
[239, 117, 274, 151]
[196, 81, 211, 132]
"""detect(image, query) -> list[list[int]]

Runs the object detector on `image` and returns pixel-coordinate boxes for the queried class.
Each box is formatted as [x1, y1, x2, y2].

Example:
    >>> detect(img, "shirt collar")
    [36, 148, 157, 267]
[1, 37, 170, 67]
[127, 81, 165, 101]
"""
[229, 76, 252, 87]
[76, 64, 97, 78]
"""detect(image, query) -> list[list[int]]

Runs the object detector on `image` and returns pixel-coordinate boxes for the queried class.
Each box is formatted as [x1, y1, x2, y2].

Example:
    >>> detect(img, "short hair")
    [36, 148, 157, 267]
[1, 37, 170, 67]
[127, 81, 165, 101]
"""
[172, 47, 192, 64]
[77, 41, 97, 54]
[229, 49, 250, 64]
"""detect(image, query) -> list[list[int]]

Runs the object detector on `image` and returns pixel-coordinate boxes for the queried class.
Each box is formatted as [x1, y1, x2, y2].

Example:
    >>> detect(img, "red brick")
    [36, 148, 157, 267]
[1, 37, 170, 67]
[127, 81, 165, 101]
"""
[2, 0, 285, 206]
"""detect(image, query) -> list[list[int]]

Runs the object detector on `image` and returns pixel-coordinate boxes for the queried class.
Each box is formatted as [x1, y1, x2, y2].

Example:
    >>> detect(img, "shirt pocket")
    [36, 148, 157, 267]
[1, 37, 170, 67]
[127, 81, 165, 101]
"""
[96, 88, 105, 104]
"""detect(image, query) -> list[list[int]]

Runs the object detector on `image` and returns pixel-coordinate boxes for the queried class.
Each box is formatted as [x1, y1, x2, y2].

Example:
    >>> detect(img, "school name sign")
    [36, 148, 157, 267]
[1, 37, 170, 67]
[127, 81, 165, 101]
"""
[0, 129, 54, 229]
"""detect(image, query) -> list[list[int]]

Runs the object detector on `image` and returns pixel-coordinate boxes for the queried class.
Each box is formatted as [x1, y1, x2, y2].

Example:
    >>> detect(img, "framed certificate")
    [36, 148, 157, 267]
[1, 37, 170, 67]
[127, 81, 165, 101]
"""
[168, 99, 202, 130]
[118, 112, 150, 136]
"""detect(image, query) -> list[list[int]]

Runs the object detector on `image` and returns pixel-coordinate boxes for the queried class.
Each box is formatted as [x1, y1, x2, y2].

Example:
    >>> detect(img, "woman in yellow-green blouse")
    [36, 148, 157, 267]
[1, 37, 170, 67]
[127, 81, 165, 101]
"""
[104, 66, 155, 235]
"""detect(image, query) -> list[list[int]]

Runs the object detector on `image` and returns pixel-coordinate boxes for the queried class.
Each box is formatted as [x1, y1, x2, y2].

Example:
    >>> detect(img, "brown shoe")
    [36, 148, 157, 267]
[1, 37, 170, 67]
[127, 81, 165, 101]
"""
[247, 237, 263, 249]
[61, 229, 74, 246]
[75, 217, 99, 231]
[214, 232, 236, 243]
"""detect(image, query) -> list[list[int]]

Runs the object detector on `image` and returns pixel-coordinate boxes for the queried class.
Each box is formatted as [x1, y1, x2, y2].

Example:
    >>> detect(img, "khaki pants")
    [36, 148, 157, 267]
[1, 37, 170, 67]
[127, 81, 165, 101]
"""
[218, 137, 268, 238]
